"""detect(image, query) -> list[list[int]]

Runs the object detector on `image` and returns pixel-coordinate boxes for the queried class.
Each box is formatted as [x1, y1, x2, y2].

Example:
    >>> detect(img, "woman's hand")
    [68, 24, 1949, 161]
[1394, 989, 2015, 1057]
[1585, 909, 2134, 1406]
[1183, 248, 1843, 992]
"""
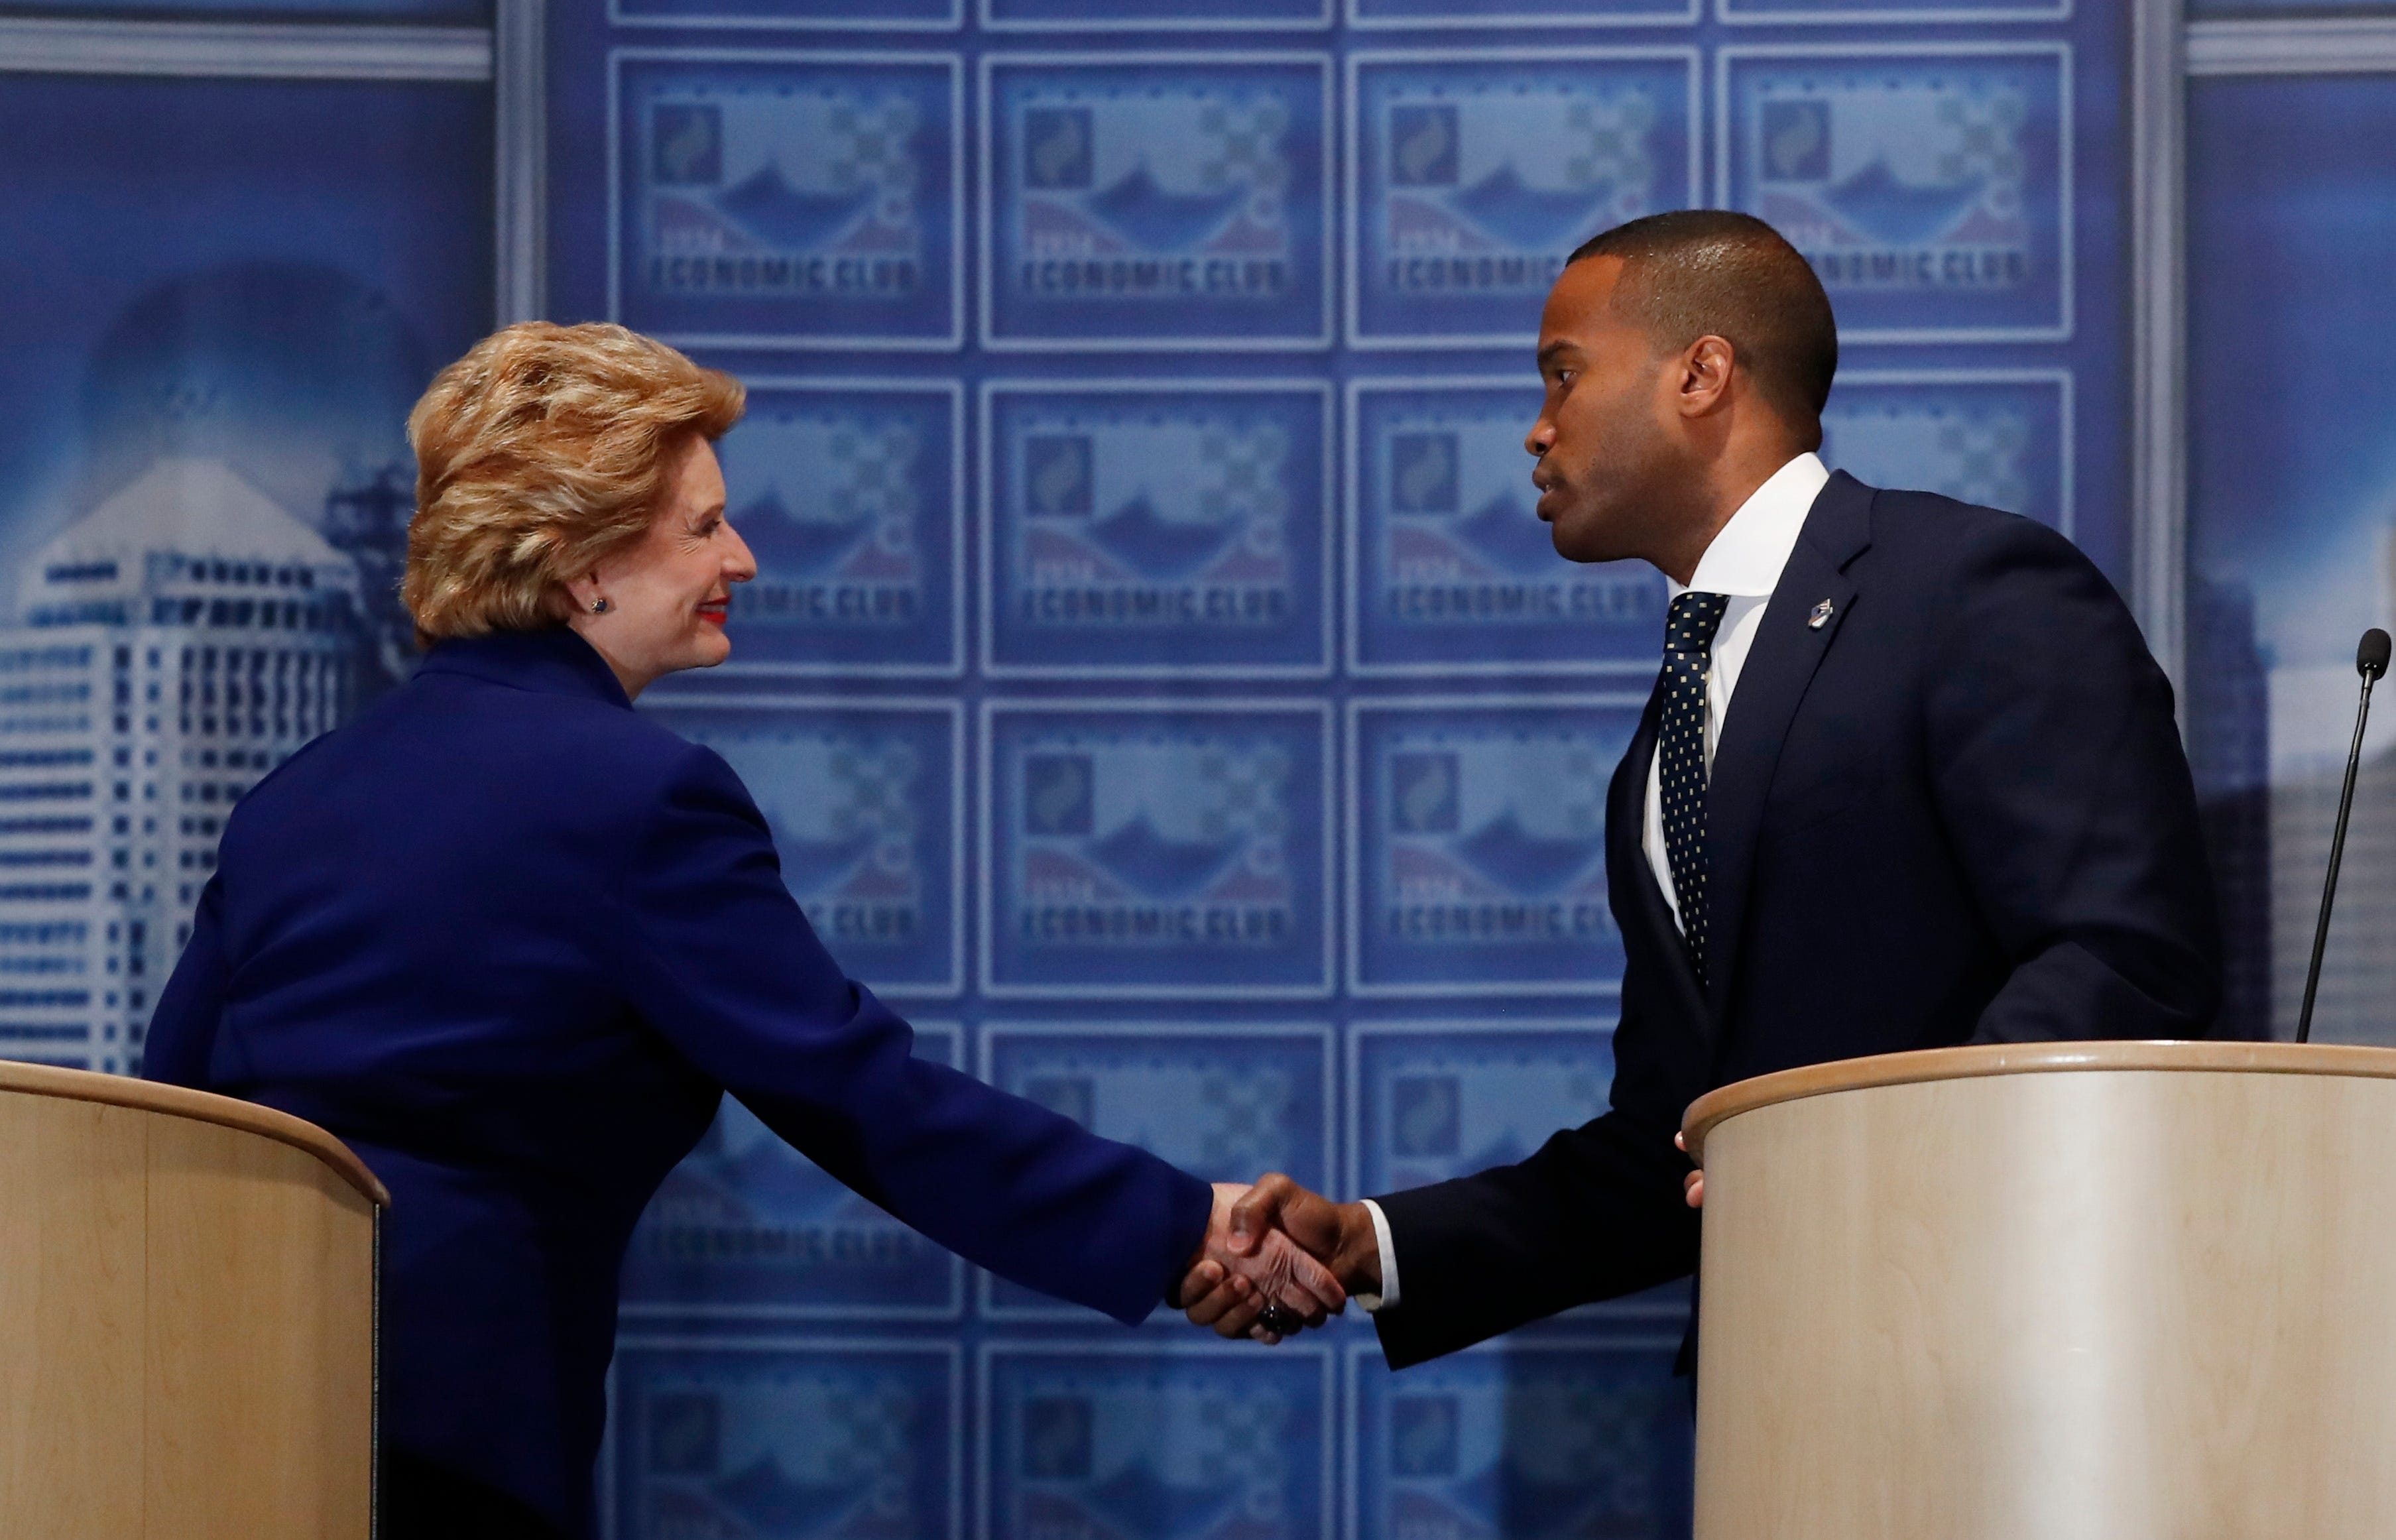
[1174, 1183, 1348, 1344]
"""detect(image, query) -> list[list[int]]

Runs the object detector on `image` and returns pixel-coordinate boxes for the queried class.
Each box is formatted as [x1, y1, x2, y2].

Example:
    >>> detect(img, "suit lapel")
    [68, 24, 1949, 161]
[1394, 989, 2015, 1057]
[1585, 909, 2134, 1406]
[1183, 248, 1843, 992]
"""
[1606, 672, 1668, 925]
[1701, 472, 1875, 1028]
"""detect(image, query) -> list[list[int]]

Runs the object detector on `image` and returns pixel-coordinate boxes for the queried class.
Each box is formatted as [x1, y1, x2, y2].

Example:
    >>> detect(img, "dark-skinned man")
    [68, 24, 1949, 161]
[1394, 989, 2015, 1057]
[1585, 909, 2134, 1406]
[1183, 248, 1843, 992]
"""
[1179, 209, 2220, 1365]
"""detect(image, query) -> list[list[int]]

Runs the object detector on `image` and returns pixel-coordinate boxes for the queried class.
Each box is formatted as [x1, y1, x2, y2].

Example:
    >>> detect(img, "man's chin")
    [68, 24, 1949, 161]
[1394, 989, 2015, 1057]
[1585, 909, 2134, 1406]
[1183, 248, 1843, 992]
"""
[1545, 518, 1623, 566]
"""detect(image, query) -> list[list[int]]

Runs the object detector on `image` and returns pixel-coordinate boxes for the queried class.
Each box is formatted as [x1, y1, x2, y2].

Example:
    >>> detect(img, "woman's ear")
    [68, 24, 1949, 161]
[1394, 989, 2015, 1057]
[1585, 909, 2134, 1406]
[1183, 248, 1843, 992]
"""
[557, 571, 603, 622]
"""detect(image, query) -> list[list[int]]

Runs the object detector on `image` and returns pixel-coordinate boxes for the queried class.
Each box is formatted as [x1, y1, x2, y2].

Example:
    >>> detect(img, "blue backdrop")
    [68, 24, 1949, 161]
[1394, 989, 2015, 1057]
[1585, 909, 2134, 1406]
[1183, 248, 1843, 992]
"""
[544, 4, 2126, 1537]
[0, 0, 2161, 1535]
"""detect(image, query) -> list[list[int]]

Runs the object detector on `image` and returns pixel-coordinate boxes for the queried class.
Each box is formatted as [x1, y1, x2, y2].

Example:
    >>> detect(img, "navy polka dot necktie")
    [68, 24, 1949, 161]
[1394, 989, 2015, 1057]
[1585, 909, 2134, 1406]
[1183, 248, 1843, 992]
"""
[1659, 590, 1732, 986]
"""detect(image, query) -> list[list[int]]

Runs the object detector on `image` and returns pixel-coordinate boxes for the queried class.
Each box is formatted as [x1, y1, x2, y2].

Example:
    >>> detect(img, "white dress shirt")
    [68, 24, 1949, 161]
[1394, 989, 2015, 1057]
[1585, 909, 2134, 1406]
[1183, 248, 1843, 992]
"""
[1643, 451, 1827, 930]
[1358, 451, 1828, 1314]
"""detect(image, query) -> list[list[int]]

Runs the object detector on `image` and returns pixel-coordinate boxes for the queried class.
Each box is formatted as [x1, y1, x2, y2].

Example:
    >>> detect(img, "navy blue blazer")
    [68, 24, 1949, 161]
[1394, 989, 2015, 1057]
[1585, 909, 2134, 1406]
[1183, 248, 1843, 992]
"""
[143, 628, 1213, 1537]
[1371, 473, 2223, 1367]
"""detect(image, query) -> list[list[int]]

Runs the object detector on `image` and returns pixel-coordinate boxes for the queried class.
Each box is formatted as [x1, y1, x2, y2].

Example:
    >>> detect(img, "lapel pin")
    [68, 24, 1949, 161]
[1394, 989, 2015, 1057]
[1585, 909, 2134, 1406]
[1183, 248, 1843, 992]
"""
[1808, 599, 1834, 630]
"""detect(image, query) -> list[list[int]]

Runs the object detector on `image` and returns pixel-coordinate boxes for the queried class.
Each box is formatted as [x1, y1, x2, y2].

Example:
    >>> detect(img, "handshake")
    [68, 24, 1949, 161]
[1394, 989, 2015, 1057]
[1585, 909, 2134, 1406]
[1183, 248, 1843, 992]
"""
[1176, 1174, 1380, 1344]
[1176, 1136, 1705, 1341]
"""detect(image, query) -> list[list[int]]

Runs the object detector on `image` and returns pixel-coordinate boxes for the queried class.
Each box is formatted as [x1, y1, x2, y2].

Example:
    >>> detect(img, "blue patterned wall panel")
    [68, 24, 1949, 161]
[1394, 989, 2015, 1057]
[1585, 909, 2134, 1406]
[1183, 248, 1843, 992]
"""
[1717, 45, 2072, 342]
[1347, 380, 1665, 674]
[548, 0, 2129, 1525]
[1349, 698, 1641, 995]
[622, 1028, 967, 1319]
[981, 54, 1334, 351]
[611, 1340, 963, 1539]
[984, 1344, 1333, 1540]
[983, 383, 1332, 676]
[611, 52, 963, 348]
[1348, 1339, 1693, 1540]
[1346, 50, 1699, 348]
[713, 382, 965, 674]
[647, 698, 965, 996]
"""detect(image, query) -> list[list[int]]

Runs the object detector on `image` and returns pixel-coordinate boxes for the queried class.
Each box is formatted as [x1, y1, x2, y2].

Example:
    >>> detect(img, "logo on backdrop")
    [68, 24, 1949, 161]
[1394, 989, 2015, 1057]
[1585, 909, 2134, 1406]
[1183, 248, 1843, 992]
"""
[988, 1348, 1328, 1540]
[987, 0, 1325, 24]
[1352, 703, 1633, 994]
[617, 56, 958, 345]
[987, 386, 1326, 674]
[1724, 48, 2068, 338]
[1819, 373, 2068, 532]
[986, 57, 1329, 346]
[659, 703, 959, 995]
[615, 1344, 956, 1540]
[719, 386, 958, 672]
[622, 1030, 961, 1318]
[1722, 0, 2058, 22]
[1352, 0, 1689, 25]
[1351, 1026, 1610, 1196]
[1352, 56, 1695, 344]
[982, 1026, 1329, 1315]
[618, 0, 956, 25]
[1351, 1343, 1691, 1540]
[1351, 383, 1663, 673]
[987, 706, 1329, 996]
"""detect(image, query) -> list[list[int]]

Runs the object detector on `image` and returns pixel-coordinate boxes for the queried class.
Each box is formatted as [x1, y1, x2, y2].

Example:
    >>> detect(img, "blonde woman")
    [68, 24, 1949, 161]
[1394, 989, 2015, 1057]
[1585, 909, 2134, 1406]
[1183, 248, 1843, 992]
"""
[143, 323, 1340, 1540]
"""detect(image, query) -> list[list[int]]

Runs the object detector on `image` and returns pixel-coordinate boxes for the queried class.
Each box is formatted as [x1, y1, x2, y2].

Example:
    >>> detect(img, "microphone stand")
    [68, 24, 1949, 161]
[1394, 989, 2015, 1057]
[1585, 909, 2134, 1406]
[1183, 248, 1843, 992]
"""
[2296, 628, 2393, 1043]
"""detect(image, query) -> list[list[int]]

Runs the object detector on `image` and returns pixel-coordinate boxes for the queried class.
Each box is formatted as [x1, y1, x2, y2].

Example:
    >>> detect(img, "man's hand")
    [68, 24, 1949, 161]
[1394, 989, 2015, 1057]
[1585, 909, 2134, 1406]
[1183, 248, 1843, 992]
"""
[1174, 1183, 1348, 1344]
[1675, 1131, 1703, 1207]
[1178, 1173, 1381, 1343]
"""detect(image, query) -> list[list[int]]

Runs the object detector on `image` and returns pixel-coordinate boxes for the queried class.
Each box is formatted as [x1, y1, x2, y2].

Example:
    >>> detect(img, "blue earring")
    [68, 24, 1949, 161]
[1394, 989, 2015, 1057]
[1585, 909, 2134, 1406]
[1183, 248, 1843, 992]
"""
[589, 597, 609, 614]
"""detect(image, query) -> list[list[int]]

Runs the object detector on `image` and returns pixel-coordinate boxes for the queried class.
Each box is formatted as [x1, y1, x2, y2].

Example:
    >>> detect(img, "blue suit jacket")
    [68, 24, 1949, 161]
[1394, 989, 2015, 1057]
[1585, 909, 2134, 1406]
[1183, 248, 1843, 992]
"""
[1370, 473, 2224, 1367]
[144, 628, 1213, 1536]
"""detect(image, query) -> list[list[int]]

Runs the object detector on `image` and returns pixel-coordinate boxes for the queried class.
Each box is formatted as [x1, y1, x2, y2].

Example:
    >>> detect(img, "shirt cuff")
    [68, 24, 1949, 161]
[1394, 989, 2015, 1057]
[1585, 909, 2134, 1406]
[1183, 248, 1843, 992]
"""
[1357, 1197, 1399, 1313]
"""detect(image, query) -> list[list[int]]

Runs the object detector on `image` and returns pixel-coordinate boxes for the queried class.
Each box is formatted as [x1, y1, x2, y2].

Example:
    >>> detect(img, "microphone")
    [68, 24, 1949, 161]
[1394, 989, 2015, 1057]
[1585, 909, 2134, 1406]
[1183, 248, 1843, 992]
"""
[2295, 627, 2392, 1043]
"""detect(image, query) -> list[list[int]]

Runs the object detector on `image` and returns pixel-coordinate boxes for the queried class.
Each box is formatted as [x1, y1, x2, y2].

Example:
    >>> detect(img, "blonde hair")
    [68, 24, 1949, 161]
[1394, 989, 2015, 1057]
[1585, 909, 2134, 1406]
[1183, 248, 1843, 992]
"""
[402, 322, 745, 644]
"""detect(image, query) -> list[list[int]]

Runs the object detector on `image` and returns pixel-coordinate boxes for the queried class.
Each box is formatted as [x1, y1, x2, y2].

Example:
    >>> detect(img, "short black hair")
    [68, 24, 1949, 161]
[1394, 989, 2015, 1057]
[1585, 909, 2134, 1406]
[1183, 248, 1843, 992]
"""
[1567, 210, 1837, 446]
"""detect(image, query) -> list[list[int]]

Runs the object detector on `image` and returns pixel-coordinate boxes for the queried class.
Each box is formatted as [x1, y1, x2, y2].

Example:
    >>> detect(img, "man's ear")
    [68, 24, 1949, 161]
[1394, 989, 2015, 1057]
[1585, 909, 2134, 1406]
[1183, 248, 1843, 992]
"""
[1675, 334, 1737, 418]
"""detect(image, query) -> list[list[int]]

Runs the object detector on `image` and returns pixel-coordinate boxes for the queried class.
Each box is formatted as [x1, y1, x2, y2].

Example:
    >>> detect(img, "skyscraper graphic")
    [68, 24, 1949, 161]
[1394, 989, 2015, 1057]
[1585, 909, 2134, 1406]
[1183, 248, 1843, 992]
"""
[0, 457, 358, 1074]
[2264, 527, 2396, 1045]
[324, 463, 420, 705]
[2272, 755, 2396, 1045]
[2256, 526, 2396, 1044]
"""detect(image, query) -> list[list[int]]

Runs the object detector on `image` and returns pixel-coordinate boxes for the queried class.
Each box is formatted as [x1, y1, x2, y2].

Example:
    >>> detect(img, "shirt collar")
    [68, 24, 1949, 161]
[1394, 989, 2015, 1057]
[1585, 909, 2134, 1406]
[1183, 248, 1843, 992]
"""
[1669, 451, 1830, 600]
[412, 626, 633, 709]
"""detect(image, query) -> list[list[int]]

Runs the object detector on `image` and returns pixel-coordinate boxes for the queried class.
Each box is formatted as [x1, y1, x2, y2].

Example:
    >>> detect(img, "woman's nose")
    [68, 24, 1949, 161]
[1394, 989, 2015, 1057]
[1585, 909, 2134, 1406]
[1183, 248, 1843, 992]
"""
[725, 524, 758, 582]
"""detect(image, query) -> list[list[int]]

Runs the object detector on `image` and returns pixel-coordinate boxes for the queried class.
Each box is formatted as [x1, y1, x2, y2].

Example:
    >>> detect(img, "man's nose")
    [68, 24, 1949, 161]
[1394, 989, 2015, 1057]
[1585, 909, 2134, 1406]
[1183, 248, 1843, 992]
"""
[1524, 417, 1554, 458]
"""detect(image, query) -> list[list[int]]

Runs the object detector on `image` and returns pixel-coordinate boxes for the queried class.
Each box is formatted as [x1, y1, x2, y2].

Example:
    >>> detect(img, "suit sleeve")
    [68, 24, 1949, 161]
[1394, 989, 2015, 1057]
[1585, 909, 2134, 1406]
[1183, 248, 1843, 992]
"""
[1928, 518, 2223, 1041]
[609, 746, 1213, 1326]
[1366, 963, 1701, 1368]
[143, 874, 229, 1087]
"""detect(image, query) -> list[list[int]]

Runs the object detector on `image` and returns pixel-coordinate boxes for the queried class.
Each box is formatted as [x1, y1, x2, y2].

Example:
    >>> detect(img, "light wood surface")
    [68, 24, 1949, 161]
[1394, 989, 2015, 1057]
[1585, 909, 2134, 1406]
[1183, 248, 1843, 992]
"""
[0, 1058, 386, 1206]
[0, 1067, 380, 1538]
[1681, 1037, 2396, 1157]
[1690, 1041, 2396, 1539]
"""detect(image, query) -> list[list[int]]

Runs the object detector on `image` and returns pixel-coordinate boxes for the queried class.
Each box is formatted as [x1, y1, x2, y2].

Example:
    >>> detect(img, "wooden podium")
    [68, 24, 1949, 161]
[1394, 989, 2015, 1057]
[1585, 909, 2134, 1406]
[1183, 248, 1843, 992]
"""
[1683, 1041, 2396, 1539]
[0, 1060, 387, 1537]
